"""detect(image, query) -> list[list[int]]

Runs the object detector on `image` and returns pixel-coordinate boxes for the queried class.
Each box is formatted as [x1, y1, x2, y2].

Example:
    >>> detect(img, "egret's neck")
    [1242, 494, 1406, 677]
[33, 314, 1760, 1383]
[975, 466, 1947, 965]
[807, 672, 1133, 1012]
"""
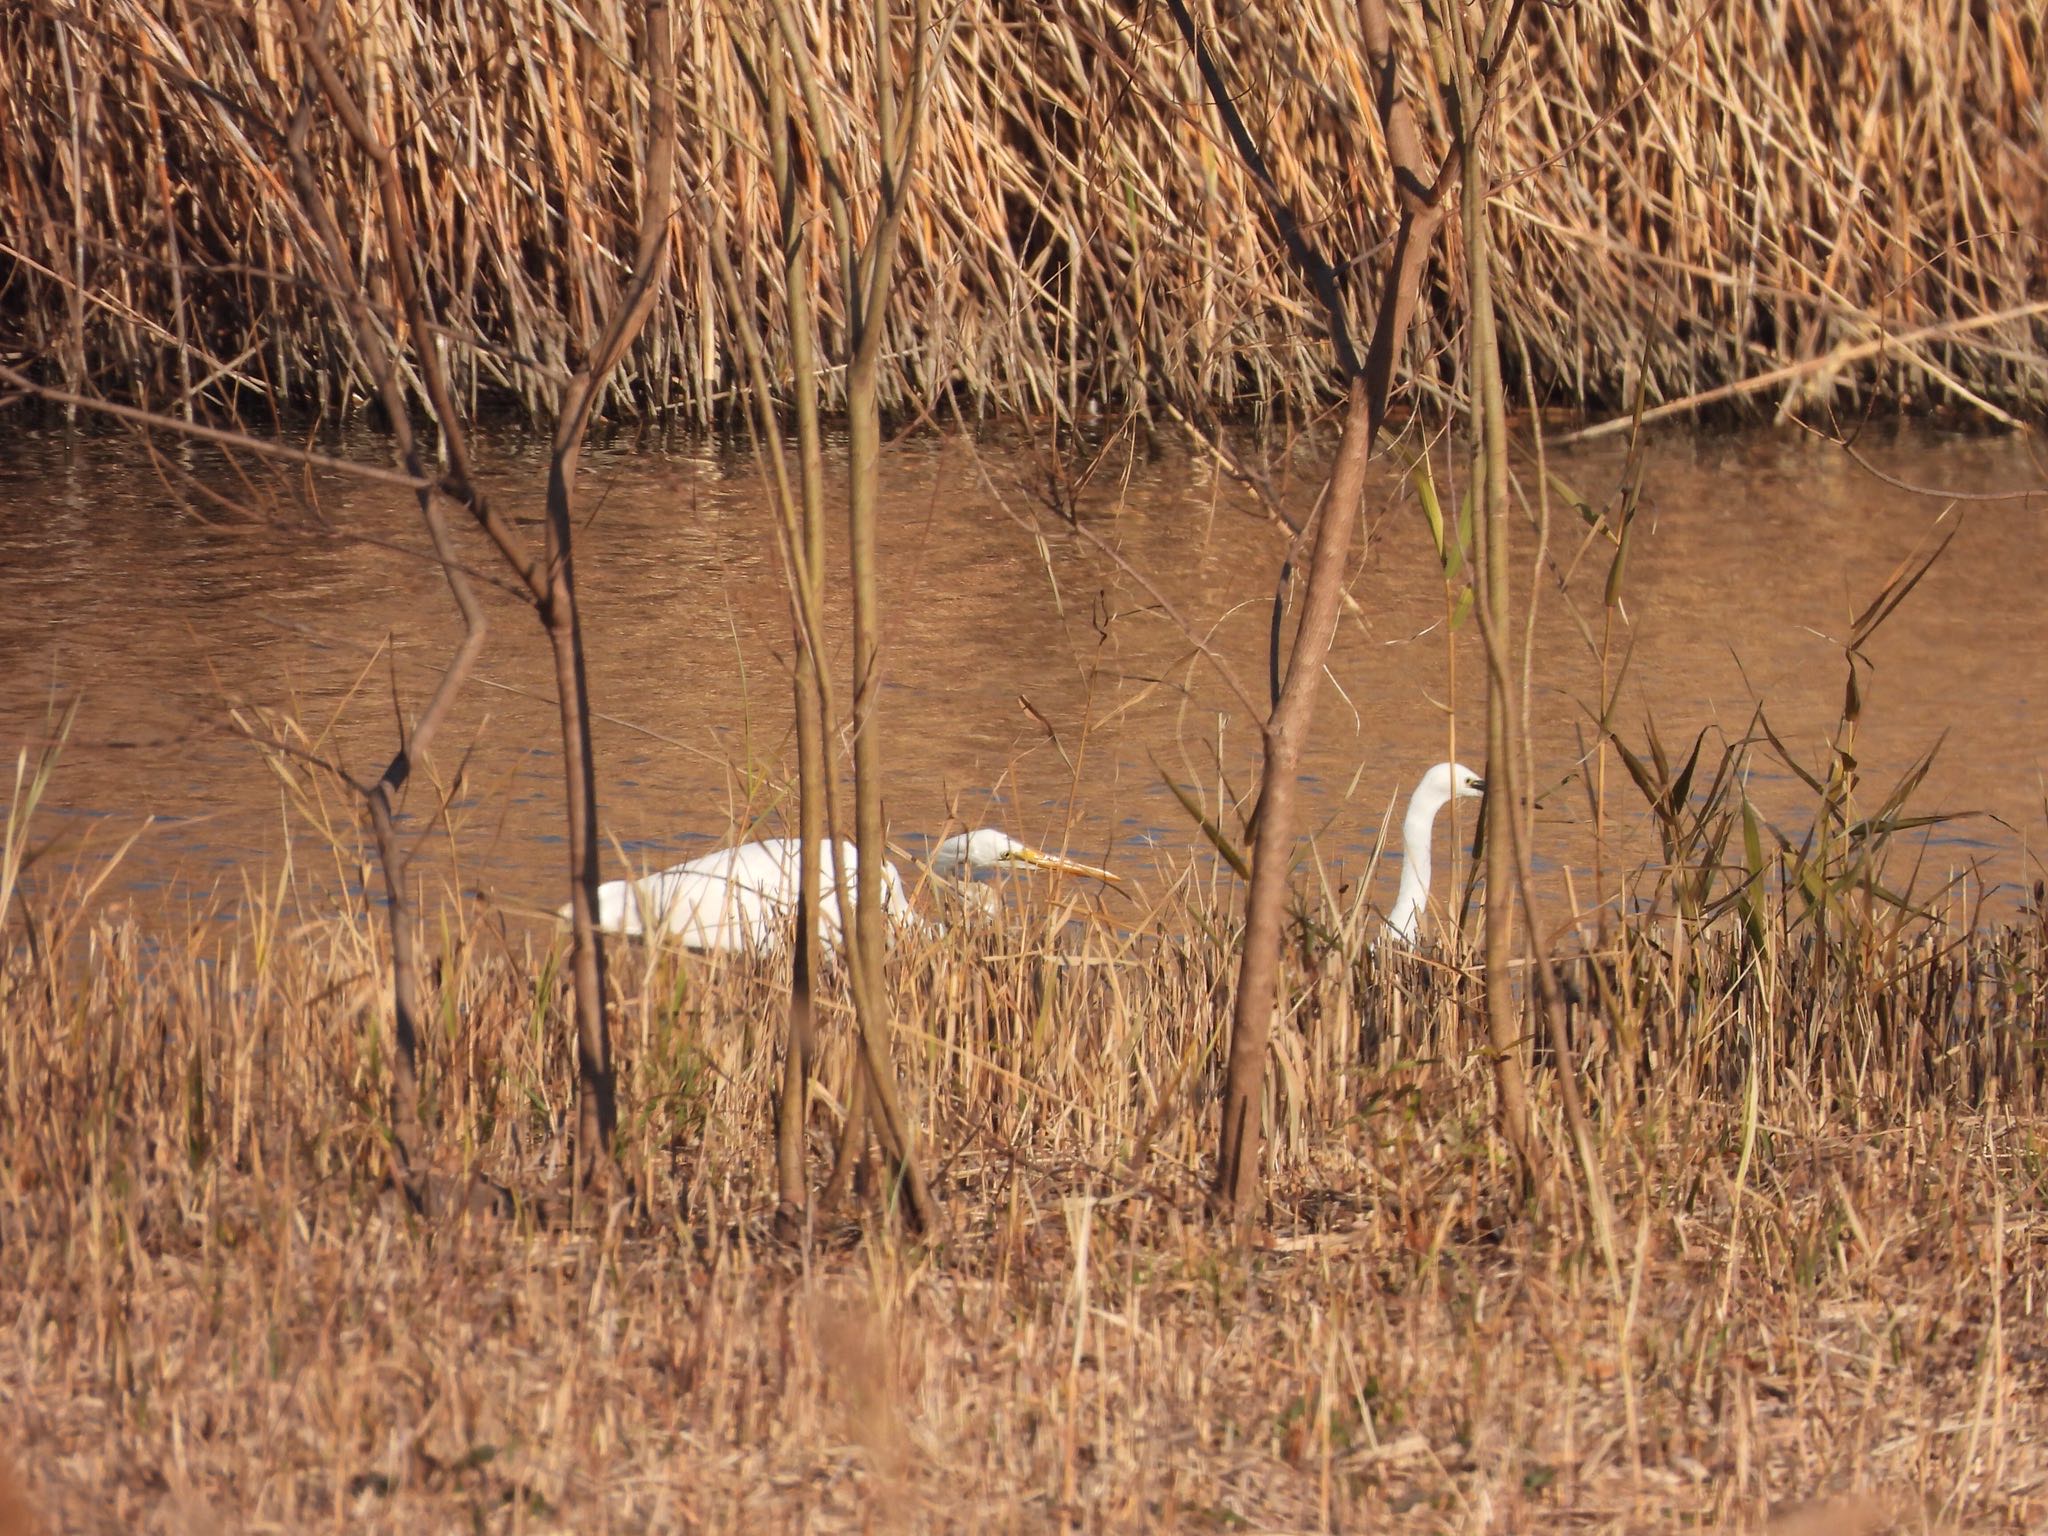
[1387, 795, 1445, 941]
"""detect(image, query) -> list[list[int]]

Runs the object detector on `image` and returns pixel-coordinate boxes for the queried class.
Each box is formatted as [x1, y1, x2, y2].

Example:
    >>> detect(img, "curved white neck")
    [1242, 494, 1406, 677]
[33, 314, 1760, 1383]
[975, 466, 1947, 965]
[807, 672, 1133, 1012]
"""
[1387, 792, 1449, 941]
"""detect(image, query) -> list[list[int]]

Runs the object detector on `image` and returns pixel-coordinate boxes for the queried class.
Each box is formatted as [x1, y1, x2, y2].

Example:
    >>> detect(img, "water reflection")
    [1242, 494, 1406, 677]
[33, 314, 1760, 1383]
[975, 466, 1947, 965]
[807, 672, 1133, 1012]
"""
[2, 423, 2041, 925]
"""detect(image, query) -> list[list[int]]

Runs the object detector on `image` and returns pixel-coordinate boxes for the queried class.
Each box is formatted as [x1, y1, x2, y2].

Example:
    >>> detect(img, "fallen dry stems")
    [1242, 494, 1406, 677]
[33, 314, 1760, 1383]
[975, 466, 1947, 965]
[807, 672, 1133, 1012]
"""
[3, 0, 2041, 426]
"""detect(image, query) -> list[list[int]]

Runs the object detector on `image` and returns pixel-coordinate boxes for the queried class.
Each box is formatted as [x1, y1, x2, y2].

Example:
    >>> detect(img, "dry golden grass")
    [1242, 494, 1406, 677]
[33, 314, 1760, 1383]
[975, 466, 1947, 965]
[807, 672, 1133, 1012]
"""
[3, 0, 2042, 425]
[3, 830, 2045, 1532]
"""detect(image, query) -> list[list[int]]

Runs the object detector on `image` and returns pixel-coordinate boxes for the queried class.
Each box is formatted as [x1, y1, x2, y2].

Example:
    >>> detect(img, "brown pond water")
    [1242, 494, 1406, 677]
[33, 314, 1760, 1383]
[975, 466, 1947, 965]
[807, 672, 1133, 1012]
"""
[2, 423, 2043, 932]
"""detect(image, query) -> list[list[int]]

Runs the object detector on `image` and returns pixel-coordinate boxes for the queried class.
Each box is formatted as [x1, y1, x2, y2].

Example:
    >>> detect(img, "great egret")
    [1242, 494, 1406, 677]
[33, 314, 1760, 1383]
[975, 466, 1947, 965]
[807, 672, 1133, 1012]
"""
[566, 830, 1120, 952]
[1385, 761, 1485, 944]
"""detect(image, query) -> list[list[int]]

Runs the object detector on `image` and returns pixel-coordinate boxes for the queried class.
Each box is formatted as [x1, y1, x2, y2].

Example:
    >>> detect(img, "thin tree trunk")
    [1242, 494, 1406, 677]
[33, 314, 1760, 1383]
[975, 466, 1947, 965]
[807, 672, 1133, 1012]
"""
[843, 343, 935, 1230]
[1201, 0, 1535, 1222]
[778, 294, 828, 1241]
[1197, 0, 1488, 1221]
[776, 60, 830, 1234]
[359, 517, 487, 1190]
[363, 441, 491, 1173]
[717, 32, 897, 1230]
[770, 0, 938, 1232]
[37, 0, 673, 1210]
[822, 1054, 869, 1212]
[1470, 577, 1620, 1275]
[1215, 377, 1374, 1215]
[274, 16, 497, 1193]
[536, 3, 677, 1195]
[1452, 2, 1541, 1194]
[541, 444, 618, 1190]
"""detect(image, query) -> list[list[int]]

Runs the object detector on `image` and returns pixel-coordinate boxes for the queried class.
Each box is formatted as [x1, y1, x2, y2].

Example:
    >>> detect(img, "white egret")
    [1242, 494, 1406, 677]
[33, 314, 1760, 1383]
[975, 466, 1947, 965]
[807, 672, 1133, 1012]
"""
[1385, 761, 1485, 944]
[565, 830, 1119, 952]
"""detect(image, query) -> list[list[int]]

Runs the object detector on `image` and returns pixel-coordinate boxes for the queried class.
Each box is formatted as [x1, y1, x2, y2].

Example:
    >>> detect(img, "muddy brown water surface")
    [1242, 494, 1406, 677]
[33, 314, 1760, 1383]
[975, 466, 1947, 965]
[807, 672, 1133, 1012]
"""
[3, 424, 2043, 931]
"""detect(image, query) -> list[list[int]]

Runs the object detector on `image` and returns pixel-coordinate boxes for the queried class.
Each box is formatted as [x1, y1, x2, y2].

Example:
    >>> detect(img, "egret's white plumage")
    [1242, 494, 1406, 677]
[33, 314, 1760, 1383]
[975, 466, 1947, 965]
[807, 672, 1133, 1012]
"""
[1385, 761, 1485, 944]
[568, 829, 1118, 952]
[581, 837, 903, 950]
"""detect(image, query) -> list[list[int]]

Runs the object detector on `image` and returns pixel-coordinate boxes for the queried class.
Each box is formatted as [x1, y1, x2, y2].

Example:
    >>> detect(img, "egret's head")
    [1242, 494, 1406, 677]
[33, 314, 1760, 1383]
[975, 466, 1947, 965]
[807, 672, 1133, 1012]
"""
[1412, 761, 1486, 814]
[929, 828, 1121, 885]
[930, 828, 1024, 877]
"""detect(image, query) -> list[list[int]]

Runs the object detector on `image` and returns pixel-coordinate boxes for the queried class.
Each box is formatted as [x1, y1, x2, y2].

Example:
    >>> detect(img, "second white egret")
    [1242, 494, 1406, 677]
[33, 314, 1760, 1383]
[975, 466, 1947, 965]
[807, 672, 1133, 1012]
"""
[1384, 761, 1485, 944]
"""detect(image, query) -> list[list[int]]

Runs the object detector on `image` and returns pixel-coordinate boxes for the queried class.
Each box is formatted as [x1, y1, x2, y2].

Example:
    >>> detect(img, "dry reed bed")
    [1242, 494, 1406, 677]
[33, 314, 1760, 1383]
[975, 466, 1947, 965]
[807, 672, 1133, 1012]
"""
[2, 0, 2042, 426]
[3, 872, 2045, 1533]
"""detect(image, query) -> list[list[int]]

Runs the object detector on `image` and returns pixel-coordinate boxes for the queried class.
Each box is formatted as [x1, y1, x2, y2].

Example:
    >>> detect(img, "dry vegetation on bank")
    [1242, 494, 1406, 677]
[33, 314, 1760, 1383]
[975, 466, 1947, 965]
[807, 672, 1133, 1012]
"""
[3, 769, 2046, 1532]
[5, 1, 2048, 1530]
[3, 0, 2042, 424]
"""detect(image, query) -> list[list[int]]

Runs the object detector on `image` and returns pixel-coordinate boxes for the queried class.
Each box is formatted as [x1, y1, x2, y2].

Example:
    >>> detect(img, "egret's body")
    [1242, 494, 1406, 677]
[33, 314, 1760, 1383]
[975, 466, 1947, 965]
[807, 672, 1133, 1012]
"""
[570, 829, 1116, 952]
[583, 837, 905, 950]
[1385, 762, 1485, 944]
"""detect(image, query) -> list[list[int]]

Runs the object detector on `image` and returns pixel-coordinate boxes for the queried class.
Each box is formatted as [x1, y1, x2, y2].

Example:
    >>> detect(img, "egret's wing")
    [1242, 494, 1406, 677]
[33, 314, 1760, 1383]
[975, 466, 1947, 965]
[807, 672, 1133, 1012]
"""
[637, 864, 745, 949]
[635, 841, 775, 948]
[582, 844, 788, 949]
[584, 837, 912, 952]
[671, 838, 836, 950]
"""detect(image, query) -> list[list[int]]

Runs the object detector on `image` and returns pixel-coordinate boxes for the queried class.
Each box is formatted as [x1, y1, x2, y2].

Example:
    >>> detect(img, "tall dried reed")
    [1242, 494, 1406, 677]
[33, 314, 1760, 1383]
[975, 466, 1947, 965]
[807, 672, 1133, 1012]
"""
[3, 0, 2041, 427]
